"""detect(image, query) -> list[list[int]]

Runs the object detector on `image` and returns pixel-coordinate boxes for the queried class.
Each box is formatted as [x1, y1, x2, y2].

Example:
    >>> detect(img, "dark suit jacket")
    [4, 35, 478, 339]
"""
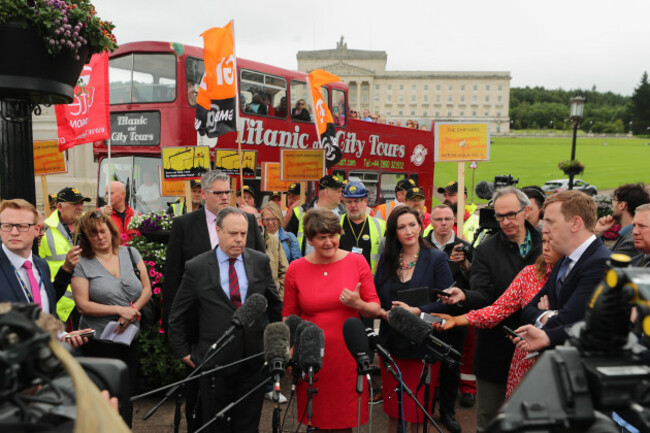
[0, 247, 57, 313]
[522, 237, 611, 346]
[631, 253, 649, 267]
[167, 247, 283, 368]
[162, 208, 265, 332]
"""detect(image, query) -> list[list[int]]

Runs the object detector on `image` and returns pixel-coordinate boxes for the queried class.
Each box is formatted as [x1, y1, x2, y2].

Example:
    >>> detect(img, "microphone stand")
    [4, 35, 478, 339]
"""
[380, 355, 441, 432]
[418, 355, 438, 433]
[306, 366, 318, 432]
[195, 375, 272, 433]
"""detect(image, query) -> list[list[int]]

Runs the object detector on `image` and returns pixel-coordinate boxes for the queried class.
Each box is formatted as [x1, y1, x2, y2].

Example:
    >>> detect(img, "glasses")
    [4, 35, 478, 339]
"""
[494, 207, 526, 222]
[298, 102, 305, 106]
[432, 217, 454, 223]
[205, 189, 232, 196]
[0, 222, 36, 232]
[89, 210, 103, 218]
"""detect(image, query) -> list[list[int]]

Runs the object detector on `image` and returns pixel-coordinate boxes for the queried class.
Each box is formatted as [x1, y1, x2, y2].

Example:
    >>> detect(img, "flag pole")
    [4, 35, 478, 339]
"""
[232, 19, 244, 194]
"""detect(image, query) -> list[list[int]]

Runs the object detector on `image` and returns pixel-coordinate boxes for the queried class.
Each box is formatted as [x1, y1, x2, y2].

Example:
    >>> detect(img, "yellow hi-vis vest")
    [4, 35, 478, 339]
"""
[294, 206, 306, 251]
[39, 211, 75, 321]
[423, 204, 480, 244]
[170, 202, 186, 216]
[339, 214, 385, 274]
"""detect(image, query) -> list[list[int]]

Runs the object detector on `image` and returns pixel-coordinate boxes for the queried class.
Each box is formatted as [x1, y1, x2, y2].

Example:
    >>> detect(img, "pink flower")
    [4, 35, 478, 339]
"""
[148, 261, 155, 267]
[153, 287, 161, 295]
[120, 233, 128, 240]
[159, 328, 165, 334]
[149, 269, 156, 277]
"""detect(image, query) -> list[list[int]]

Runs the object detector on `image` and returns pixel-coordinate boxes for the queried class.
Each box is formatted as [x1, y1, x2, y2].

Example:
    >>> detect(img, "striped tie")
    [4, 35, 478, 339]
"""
[228, 258, 241, 309]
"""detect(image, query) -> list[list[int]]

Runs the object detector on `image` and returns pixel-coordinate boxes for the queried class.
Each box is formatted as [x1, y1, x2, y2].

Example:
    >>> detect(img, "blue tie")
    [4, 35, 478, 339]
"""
[555, 258, 572, 297]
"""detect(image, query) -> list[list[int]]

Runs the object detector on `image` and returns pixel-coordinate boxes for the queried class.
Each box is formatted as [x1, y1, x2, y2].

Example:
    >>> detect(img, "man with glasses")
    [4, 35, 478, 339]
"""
[442, 187, 542, 432]
[162, 169, 265, 432]
[437, 181, 480, 243]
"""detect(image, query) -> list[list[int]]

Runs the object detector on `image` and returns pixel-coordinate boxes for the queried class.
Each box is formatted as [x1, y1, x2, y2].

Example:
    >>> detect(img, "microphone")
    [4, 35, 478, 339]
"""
[365, 327, 395, 365]
[285, 314, 302, 347]
[298, 324, 324, 375]
[475, 180, 495, 201]
[343, 317, 374, 375]
[207, 293, 268, 353]
[387, 307, 461, 366]
[264, 322, 290, 397]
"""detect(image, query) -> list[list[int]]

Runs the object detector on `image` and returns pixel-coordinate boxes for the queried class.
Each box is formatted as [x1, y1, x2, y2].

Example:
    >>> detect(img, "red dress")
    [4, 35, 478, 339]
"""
[283, 253, 380, 429]
[464, 264, 551, 398]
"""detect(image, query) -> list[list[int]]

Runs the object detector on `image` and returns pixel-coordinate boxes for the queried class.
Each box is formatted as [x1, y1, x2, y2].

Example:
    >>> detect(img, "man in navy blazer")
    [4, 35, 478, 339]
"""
[0, 199, 57, 314]
[517, 191, 611, 350]
[630, 203, 650, 267]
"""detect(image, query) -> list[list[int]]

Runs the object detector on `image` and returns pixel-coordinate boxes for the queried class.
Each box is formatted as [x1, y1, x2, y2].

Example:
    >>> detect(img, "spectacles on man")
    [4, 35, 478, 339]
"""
[205, 189, 232, 196]
[0, 222, 36, 232]
[494, 206, 526, 222]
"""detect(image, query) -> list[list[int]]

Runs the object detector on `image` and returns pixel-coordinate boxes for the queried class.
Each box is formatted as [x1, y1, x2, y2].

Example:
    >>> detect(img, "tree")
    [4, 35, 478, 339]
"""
[629, 72, 650, 135]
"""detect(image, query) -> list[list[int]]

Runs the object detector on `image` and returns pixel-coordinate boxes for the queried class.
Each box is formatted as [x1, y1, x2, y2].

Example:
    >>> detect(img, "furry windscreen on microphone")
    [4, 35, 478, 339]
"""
[475, 180, 495, 201]
[298, 325, 324, 373]
[284, 314, 302, 347]
[231, 293, 267, 328]
[264, 322, 290, 364]
[387, 306, 431, 345]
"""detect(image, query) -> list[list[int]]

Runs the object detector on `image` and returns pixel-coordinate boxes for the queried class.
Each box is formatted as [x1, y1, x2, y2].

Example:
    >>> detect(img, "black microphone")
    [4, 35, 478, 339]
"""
[475, 180, 495, 201]
[343, 317, 374, 375]
[365, 327, 395, 365]
[264, 322, 290, 397]
[298, 324, 324, 375]
[387, 307, 461, 366]
[285, 314, 302, 347]
[207, 293, 268, 353]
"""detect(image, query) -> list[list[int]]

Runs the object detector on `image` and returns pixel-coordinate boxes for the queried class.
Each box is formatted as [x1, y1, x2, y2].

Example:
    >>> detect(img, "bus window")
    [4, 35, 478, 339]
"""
[186, 57, 204, 107]
[349, 171, 379, 206]
[379, 173, 406, 205]
[109, 53, 176, 104]
[133, 157, 165, 213]
[98, 156, 134, 207]
[289, 80, 312, 122]
[332, 89, 346, 127]
[239, 69, 287, 119]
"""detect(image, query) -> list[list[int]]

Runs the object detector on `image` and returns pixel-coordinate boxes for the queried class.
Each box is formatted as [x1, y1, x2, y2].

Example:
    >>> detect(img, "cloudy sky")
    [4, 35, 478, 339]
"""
[93, 0, 648, 96]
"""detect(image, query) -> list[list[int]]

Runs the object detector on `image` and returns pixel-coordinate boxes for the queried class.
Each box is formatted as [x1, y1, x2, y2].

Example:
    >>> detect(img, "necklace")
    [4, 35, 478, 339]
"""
[399, 250, 419, 270]
[346, 216, 367, 246]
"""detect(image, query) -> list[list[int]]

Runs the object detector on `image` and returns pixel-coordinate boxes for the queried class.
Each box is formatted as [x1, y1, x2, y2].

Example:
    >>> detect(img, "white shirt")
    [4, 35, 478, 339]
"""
[2, 244, 50, 314]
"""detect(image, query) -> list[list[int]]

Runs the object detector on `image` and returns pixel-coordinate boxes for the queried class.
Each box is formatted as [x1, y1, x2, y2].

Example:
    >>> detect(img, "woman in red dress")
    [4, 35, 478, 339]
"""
[283, 209, 380, 432]
[433, 235, 561, 397]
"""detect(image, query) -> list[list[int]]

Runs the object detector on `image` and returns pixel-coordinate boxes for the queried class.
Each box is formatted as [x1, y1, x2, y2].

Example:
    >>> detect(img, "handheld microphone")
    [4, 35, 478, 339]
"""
[285, 314, 303, 347]
[387, 307, 461, 366]
[298, 324, 324, 375]
[343, 317, 374, 375]
[475, 180, 495, 201]
[365, 327, 395, 365]
[264, 322, 290, 396]
[207, 293, 268, 354]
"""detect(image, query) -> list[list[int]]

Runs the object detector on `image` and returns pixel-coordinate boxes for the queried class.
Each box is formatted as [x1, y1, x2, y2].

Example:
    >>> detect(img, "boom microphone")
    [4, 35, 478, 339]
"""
[285, 314, 303, 347]
[365, 327, 395, 365]
[207, 293, 268, 353]
[298, 325, 324, 375]
[264, 322, 290, 397]
[343, 317, 374, 375]
[387, 307, 461, 366]
[475, 180, 495, 201]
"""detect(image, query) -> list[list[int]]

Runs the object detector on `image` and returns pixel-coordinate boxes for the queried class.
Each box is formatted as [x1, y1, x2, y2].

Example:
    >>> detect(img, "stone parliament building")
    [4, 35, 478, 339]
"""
[297, 37, 511, 134]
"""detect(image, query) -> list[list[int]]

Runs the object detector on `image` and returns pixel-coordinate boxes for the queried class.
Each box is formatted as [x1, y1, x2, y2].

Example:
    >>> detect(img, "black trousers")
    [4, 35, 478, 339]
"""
[437, 326, 467, 415]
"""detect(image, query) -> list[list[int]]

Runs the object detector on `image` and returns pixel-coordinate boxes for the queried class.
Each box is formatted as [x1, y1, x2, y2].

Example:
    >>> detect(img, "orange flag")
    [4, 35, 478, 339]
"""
[195, 21, 238, 138]
[307, 69, 342, 168]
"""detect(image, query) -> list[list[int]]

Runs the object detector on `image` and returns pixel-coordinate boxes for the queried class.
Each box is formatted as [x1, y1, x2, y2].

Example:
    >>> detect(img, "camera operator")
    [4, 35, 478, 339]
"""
[441, 187, 542, 432]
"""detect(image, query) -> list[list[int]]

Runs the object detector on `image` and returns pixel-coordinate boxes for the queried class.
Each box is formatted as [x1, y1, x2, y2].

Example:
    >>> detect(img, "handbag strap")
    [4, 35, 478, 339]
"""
[126, 246, 141, 279]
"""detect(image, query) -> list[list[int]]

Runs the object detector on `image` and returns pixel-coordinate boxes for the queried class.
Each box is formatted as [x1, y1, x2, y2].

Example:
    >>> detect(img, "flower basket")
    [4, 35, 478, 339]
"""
[141, 230, 171, 244]
[0, 22, 89, 104]
[558, 160, 584, 176]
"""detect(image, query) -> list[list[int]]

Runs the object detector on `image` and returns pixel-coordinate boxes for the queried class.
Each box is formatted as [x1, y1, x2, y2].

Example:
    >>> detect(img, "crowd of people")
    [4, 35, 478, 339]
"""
[1, 172, 650, 433]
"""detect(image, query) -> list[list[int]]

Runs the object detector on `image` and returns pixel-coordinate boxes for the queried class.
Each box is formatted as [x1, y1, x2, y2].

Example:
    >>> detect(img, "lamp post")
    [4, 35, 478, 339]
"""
[568, 96, 585, 190]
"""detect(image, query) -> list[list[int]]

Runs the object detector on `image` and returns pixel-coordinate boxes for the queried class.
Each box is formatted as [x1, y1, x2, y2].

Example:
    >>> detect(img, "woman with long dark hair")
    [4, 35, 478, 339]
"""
[374, 205, 453, 432]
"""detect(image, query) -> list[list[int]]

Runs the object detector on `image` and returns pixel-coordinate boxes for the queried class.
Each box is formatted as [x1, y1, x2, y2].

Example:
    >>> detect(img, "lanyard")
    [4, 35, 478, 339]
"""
[346, 216, 368, 247]
[11, 263, 43, 303]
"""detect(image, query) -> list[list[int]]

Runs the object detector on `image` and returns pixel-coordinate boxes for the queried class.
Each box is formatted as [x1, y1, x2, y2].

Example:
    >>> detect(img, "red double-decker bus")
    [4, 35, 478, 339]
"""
[93, 41, 435, 212]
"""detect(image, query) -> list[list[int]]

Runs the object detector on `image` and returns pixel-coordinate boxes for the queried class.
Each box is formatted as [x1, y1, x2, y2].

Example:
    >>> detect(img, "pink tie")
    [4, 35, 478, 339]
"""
[23, 260, 42, 308]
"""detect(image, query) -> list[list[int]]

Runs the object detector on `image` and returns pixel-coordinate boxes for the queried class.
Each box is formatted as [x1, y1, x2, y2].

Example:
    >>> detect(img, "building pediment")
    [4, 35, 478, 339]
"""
[310, 62, 375, 77]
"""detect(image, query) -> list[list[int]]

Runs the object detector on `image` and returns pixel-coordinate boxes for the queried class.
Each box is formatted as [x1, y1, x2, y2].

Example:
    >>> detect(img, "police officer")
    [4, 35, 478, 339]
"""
[339, 180, 386, 274]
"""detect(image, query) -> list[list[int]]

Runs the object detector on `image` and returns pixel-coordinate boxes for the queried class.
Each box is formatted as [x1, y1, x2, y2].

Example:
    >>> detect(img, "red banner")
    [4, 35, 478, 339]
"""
[55, 53, 110, 151]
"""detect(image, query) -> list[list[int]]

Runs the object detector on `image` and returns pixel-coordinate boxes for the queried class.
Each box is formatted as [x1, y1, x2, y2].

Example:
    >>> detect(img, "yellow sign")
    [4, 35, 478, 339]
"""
[280, 149, 326, 181]
[33, 140, 67, 175]
[159, 167, 185, 197]
[214, 149, 256, 176]
[262, 162, 294, 191]
[434, 122, 490, 162]
[162, 147, 210, 180]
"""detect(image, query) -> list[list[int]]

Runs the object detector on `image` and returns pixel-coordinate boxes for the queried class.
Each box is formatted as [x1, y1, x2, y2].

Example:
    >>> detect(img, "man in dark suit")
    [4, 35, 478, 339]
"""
[168, 207, 282, 433]
[631, 203, 650, 267]
[517, 190, 611, 351]
[162, 170, 265, 432]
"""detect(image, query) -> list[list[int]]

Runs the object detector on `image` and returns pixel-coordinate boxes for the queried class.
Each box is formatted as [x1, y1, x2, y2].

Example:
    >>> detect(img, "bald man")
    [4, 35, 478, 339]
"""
[103, 181, 139, 242]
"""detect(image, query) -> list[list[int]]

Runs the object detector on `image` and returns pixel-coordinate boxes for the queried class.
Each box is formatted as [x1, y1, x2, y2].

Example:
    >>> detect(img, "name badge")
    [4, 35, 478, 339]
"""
[362, 234, 370, 241]
[351, 247, 364, 255]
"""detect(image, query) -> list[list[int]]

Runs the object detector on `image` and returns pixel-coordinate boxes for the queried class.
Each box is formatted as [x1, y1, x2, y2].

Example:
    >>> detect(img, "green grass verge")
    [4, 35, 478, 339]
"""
[431, 136, 650, 204]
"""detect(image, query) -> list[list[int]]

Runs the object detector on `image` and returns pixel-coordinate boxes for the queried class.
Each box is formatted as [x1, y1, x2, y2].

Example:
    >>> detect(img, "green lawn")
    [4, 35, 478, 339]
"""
[431, 136, 650, 203]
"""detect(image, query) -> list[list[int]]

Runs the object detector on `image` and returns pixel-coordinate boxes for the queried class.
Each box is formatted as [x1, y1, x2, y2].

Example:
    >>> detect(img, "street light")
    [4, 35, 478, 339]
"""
[568, 96, 585, 190]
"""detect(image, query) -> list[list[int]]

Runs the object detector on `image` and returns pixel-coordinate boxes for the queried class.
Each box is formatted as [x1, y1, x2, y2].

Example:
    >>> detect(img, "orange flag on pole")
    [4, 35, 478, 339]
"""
[307, 69, 342, 168]
[195, 21, 238, 138]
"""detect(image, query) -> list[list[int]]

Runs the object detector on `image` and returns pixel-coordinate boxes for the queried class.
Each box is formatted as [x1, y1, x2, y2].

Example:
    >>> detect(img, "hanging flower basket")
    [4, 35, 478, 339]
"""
[558, 160, 584, 176]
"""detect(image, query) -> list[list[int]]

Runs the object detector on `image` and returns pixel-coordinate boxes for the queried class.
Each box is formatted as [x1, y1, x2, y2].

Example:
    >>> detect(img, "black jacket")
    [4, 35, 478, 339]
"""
[427, 234, 472, 292]
[466, 221, 542, 384]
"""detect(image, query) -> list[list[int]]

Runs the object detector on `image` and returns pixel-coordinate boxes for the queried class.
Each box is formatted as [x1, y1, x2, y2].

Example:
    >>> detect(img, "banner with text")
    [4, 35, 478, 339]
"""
[214, 149, 256, 176]
[162, 147, 210, 180]
[33, 140, 68, 175]
[307, 69, 342, 168]
[195, 21, 238, 139]
[55, 53, 110, 151]
[280, 149, 326, 181]
[262, 162, 294, 191]
[434, 122, 490, 162]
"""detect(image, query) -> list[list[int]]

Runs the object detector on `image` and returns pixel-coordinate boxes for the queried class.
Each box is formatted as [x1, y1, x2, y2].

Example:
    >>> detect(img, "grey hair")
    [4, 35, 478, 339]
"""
[201, 170, 230, 190]
[216, 206, 249, 229]
[636, 203, 650, 213]
[432, 204, 453, 213]
[492, 186, 530, 208]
